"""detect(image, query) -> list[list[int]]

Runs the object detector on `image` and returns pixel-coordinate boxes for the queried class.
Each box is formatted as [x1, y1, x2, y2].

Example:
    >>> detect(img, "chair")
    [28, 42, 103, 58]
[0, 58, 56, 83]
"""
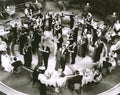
[67, 75, 83, 95]
[13, 65, 23, 77]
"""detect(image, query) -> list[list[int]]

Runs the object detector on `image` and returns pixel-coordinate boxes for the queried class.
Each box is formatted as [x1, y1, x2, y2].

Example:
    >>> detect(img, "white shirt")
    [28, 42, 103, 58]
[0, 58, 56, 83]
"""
[0, 41, 7, 51]
[24, 8, 29, 15]
[114, 22, 120, 31]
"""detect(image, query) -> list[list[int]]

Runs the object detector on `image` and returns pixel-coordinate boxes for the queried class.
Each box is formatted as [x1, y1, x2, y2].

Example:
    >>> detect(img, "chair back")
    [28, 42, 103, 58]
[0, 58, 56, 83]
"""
[14, 65, 23, 73]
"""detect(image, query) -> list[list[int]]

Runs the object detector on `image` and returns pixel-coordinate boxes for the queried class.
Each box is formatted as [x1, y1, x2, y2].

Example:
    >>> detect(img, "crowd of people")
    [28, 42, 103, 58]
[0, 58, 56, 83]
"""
[0, 1, 120, 95]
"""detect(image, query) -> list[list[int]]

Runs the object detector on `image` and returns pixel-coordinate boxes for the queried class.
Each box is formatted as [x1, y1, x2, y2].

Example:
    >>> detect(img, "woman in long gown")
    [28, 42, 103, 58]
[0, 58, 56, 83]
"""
[1, 52, 13, 72]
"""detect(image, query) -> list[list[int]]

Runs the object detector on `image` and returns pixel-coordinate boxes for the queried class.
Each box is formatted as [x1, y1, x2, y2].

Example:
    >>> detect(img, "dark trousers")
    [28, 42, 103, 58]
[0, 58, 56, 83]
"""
[19, 43, 24, 55]
[39, 82, 46, 95]
[61, 57, 66, 71]
[71, 54, 76, 64]
[32, 70, 39, 85]
[11, 40, 16, 55]
[43, 57, 48, 69]
[0, 51, 3, 65]
[24, 56, 32, 68]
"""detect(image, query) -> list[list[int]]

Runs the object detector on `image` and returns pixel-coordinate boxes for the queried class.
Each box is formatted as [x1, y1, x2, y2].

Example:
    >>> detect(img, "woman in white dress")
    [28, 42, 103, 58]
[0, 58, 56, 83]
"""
[1, 52, 13, 72]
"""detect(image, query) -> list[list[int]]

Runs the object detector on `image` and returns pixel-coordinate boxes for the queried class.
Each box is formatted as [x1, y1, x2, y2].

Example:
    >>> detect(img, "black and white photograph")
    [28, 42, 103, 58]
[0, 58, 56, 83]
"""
[0, 0, 120, 95]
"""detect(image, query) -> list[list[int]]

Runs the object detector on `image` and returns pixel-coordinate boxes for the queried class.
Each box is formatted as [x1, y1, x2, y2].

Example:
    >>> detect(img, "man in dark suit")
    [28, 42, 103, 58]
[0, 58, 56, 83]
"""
[23, 43, 32, 68]
[93, 39, 104, 62]
[73, 24, 79, 42]
[68, 42, 77, 64]
[68, 31, 74, 45]
[60, 45, 68, 71]
[70, 14, 74, 29]
[57, 33, 63, 50]
[19, 31, 27, 55]
[39, 43, 50, 69]
[54, 23, 62, 35]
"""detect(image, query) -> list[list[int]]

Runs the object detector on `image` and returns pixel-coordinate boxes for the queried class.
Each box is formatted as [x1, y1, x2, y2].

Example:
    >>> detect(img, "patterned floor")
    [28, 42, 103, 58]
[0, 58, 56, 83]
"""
[0, 1, 120, 95]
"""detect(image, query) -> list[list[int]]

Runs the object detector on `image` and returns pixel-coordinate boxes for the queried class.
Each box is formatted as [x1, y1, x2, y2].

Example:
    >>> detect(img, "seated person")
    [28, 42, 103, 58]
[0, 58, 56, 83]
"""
[102, 57, 112, 73]
[93, 66, 102, 83]
[11, 57, 23, 72]
[67, 70, 83, 94]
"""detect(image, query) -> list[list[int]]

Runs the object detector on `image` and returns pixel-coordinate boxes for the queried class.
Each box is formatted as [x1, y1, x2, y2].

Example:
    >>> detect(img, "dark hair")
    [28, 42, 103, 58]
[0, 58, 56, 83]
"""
[14, 57, 17, 61]
[106, 57, 109, 61]
[0, 36, 3, 40]
[75, 70, 79, 75]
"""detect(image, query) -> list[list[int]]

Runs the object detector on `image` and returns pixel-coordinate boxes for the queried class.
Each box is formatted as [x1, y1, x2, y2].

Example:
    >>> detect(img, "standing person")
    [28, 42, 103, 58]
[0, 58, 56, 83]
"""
[68, 42, 77, 64]
[70, 14, 74, 29]
[92, 39, 104, 62]
[10, 24, 18, 55]
[32, 27, 41, 54]
[24, 7, 29, 17]
[11, 23, 18, 43]
[60, 45, 68, 71]
[19, 32, 27, 55]
[86, 13, 93, 34]
[40, 43, 50, 69]
[55, 48, 62, 70]
[52, 18, 56, 36]
[57, 33, 63, 50]
[92, 27, 98, 47]
[80, 33, 88, 58]
[38, 43, 43, 66]
[45, 12, 50, 30]
[48, 14, 53, 31]
[73, 24, 79, 42]
[23, 43, 32, 68]
[68, 31, 74, 45]
[54, 22, 62, 35]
